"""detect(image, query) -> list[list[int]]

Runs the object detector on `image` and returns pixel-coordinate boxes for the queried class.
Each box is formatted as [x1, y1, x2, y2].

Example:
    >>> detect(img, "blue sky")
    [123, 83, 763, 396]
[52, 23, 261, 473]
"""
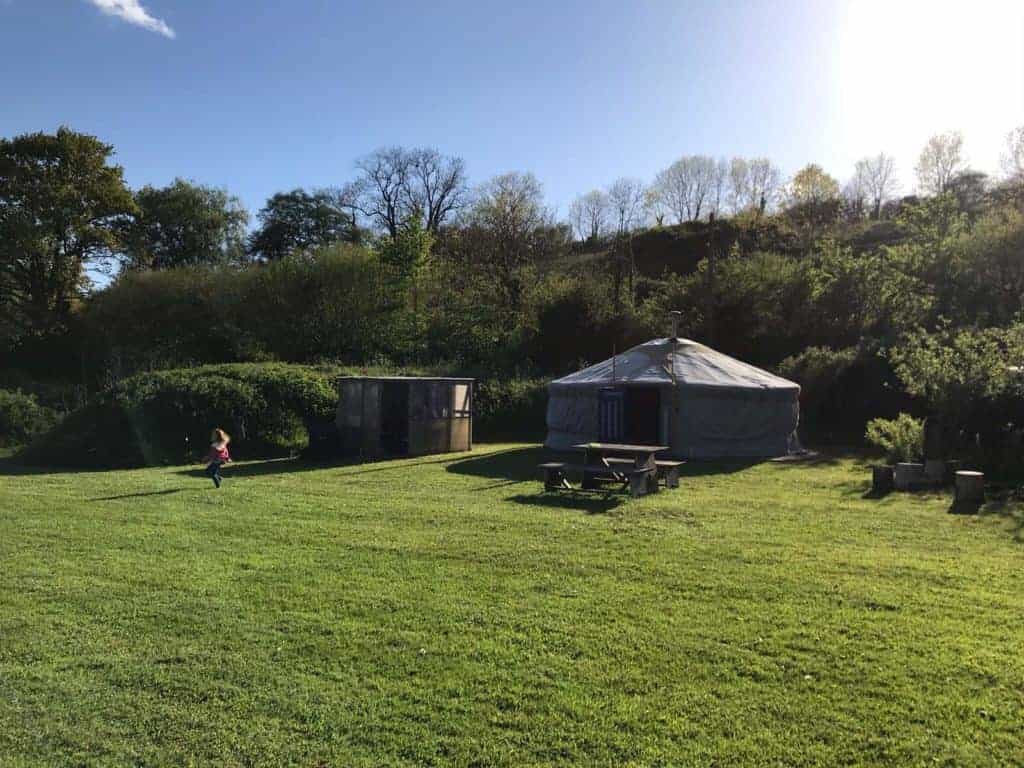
[1, 1, 1021, 219]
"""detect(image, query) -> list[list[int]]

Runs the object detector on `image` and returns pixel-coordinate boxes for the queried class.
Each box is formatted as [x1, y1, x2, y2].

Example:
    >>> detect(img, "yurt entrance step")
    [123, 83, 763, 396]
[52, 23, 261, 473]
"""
[599, 386, 661, 445]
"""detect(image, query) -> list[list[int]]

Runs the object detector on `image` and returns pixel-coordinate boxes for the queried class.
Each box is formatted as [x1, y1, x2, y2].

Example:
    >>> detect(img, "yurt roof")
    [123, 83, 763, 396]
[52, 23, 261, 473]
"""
[549, 338, 800, 393]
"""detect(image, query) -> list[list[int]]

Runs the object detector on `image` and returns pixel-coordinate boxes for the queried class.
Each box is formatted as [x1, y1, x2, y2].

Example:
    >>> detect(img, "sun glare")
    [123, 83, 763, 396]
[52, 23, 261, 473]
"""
[839, 0, 1024, 186]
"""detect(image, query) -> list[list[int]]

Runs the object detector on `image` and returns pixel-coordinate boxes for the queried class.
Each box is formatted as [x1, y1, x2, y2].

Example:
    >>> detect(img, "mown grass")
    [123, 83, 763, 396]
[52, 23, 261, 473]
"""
[1, 445, 1022, 767]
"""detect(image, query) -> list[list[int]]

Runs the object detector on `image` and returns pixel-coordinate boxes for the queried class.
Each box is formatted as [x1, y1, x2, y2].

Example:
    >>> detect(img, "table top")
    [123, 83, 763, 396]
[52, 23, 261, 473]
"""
[572, 443, 670, 453]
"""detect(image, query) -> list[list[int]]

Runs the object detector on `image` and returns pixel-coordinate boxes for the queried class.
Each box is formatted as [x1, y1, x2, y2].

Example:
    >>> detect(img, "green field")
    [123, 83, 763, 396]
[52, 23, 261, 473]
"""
[1, 445, 1022, 767]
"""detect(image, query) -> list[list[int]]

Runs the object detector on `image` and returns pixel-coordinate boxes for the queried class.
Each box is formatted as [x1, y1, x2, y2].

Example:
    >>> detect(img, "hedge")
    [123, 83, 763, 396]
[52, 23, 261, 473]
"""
[20, 363, 552, 467]
[0, 389, 60, 447]
[22, 364, 338, 467]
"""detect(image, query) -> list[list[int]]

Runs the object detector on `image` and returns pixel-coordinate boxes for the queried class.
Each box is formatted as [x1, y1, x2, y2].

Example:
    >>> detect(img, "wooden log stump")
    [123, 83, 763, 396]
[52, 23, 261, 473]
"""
[955, 471, 985, 503]
[872, 465, 894, 492]
[894, 462, 924, 491]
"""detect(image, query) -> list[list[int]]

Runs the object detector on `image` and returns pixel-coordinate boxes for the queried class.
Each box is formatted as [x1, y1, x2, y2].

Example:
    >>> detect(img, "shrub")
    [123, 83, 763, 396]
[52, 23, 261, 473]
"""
[18, 400, 143, 468]
[778, 345, 911, 443]
[21, 363, 339, 467]
[474, 379, 548, 441]
[0, 389, 59, 447]
[865, 413, 924, 464]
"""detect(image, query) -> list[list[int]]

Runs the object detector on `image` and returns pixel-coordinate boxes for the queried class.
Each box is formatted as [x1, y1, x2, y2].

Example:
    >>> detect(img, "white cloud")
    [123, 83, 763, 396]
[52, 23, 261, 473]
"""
[87, 0, 175, 39]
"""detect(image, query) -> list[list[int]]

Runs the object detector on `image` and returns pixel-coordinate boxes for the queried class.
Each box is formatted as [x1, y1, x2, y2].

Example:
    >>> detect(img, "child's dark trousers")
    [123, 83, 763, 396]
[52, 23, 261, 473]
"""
[205, 461, 223, 488]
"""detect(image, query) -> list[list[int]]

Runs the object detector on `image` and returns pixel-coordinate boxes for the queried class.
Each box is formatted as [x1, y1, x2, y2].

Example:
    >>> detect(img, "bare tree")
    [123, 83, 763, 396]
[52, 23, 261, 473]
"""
[351, 147, 410, 237]
[842, 174, 868, 221]
[854, 153, 899, 219]
[747, 158, 781, 215]
[606, 177, 645, 234]
[651, 160, 691, 224]
[915, 131, 965, 195]
[568, 189, 610, 241]
[650, 156, 718, 223]
[728, 157, 751, 214]
[708, 158, 729, 219]
[407, 149, 468, 234]
[1001, 125, 1024, 182]
[351, 146, 467, 236]
[643, 185, 668, 227]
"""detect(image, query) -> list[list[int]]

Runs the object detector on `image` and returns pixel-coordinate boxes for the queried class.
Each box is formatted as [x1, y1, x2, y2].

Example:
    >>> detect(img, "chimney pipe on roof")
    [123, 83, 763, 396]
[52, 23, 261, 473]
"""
[670, 310, 682, 340]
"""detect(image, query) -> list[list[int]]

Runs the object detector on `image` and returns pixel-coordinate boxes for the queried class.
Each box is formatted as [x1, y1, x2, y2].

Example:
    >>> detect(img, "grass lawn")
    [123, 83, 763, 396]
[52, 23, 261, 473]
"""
[1, 445, 1023, 767]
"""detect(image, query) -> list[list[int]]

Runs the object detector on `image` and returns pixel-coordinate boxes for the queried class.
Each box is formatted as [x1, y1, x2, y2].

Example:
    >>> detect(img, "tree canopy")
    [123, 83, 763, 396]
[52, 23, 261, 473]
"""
[120, 179, 248, 270]
[0, 127, 135, 341]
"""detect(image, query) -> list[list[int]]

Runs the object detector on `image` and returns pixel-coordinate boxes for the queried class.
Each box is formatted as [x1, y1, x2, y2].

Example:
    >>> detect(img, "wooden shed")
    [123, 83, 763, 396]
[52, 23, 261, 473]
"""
[335, 376, 473, 458]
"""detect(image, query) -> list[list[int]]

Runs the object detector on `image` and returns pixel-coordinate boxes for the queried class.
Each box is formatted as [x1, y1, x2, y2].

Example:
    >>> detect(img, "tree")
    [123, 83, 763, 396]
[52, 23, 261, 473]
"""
[606, 177, 645, 234]
[406, 148, 467, 235]
[1001, 125, 1024, 182]
[460, 172, 552, 312]
[915, 131, 964, 195]
[643, 186, 668, 227]
[120, 179, 248, 270]
[0, 127, 135, 340]
[788, 164, 840, 206]
[377, 212, 434, 314]
[854, 153, 899, 219]
[349, 147, 467, 237]
[248, 188, 357, 261]
[747, 158, 782, 215]
[728, 157, 750, 214]
[945, 170, 989, 216]
[568, 189, 609, 241]
[651, 156, 716, 223]
[708, 158, 729, 219]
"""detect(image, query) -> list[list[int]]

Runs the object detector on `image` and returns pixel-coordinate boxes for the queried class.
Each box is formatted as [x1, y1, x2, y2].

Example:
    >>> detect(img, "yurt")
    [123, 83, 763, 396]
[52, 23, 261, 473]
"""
[545, 336, 800, 459]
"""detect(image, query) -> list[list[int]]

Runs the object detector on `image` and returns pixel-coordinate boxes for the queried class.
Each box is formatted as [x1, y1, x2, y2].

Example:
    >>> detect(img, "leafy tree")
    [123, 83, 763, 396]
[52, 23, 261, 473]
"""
[0, 127, 135, 341]
[377, 212, 434, 313]
[456, 172, 555, 313]
[248, 188, 357, 261]
[120, 179, 248, 270]
[788, 164, 840, 206]
[915, 131, 964, 195]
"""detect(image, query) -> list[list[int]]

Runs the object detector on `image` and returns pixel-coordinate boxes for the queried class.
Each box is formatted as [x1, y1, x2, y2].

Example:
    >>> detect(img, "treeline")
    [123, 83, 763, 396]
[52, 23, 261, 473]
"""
[2, 126, 1024, 468]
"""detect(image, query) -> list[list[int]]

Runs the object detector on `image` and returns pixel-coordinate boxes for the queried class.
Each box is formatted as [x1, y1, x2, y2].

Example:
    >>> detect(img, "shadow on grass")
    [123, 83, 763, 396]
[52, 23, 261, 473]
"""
[175, 452, 465, 480]
[445, 447, 545, 482]
[89, 488, 187, 502]
[971, 493, 1024, 541]
[507, 492, 624, 515]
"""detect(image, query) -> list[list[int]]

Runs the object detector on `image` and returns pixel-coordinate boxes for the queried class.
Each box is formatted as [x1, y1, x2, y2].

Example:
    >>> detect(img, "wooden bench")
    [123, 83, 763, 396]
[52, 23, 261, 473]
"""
[655, 460, 685, 489]
[538, 462, 656, 497]
[538, 462, 571, 491]
[603, 457, 686, 488]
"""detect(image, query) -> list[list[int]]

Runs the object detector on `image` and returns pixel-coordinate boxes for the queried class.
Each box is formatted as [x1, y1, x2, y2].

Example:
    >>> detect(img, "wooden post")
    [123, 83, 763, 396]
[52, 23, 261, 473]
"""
[872, 465, 894, 492]
[955, 471, 985, 503]
[894, 462, 925, 491]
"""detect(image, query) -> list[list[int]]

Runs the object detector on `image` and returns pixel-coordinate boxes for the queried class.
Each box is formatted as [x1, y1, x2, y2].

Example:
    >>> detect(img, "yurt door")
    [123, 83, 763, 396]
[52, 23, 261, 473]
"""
[598, 388, 625, 442]
[625, 387, 661, 445]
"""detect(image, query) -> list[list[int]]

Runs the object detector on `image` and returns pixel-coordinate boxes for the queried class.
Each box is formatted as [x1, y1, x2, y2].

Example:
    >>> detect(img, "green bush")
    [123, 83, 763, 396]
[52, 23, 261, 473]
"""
[865, 413, 924, 464]
[21, 363, 339, 467]
[0, 389, 59, 447]
[18, 400, 143, 468]
[475, 379, 548, 441]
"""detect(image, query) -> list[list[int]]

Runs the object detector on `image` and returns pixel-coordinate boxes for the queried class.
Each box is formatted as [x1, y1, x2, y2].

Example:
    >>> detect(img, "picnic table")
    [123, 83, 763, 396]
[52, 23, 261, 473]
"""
[538, 443, 683, 498]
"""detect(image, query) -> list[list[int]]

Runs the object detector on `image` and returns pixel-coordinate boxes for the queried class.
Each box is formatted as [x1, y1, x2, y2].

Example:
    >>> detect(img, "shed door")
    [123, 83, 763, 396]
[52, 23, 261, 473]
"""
[381, 381, 410, 455]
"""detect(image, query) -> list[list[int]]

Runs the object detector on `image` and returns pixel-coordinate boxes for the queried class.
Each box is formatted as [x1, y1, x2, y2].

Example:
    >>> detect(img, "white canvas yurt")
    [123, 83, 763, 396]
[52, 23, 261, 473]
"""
[545, 335, 801, 459]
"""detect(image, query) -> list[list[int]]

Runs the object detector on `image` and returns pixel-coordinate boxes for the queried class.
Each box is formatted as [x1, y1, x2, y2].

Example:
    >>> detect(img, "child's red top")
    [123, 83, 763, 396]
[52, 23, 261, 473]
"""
[208, 443, 231, 462]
